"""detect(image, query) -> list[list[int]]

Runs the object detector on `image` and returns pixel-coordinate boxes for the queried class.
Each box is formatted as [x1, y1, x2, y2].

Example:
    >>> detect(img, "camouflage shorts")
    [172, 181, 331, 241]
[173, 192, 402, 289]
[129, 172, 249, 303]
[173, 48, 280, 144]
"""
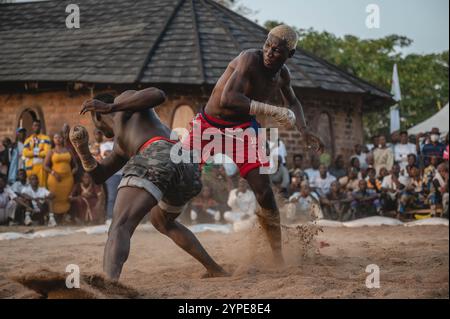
[118, 140, 202, 213]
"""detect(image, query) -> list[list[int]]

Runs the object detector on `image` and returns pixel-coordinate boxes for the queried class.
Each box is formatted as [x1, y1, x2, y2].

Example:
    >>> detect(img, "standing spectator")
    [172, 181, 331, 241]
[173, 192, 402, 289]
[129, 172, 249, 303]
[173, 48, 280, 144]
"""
[329, 155, 347, 180]
[351, 180, 382, 218]
[0, 137, 13, 178]
[89, 128, 104, 162]
[312, 164, 336, 197]
[367, 135, 380, 152]
[44, 132, 78, 224]
[7, 128, 27, 185]
[373, 135, 394, 175]
[421, 128, 446, 168]
[394, 131, 417, 170]
[304, 156, 321, 185]
[23, 120, 51, 187]
[20, 174, 55, 226]
[269, 138, 288, 166]
[62, 123, 83, 184]
[270, 156, 290, 198]
[224, 179, 256, 224]
[350, 144, 368, 170]
[69, 172, 105, 225]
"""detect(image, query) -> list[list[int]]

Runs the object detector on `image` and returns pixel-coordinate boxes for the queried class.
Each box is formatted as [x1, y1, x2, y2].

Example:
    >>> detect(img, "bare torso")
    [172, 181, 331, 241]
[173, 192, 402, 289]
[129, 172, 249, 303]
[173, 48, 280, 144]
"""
[112, 109, 172, 159]
[205, 49, 288, 122]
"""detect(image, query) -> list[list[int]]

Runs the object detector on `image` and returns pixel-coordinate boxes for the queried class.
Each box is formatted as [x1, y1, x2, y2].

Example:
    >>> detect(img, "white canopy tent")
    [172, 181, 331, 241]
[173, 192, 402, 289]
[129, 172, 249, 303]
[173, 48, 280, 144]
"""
[408, 103, 449, 136]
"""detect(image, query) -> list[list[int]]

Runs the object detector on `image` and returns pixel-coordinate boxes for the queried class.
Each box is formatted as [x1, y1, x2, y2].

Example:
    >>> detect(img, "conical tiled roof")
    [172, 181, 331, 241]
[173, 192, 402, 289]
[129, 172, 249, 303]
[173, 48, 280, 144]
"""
[0, 0, 392, 106]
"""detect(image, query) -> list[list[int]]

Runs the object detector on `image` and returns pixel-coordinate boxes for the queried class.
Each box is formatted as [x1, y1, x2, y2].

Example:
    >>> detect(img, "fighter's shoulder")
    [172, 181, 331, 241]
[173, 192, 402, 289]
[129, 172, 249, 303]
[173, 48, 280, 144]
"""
[232, 49, 261, 68]
[280, 64, 292, 83]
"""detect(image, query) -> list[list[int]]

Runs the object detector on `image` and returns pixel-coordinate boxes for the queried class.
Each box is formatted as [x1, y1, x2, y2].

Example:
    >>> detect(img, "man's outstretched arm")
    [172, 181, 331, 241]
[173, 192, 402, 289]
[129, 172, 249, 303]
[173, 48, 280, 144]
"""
[80, 87, 167, 115]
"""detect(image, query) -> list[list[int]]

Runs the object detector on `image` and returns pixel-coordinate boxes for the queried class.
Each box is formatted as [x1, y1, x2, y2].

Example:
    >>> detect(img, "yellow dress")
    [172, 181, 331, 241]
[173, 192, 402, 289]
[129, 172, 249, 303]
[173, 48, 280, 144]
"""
[23, 134, 52, 187]
[47, 151, 74, 214]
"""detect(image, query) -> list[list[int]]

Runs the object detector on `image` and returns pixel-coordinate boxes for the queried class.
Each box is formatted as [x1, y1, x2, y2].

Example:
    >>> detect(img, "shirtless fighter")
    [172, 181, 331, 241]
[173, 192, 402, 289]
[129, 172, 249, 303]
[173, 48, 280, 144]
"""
[183, 25, 323, 264]
[70, 89, 226, 281]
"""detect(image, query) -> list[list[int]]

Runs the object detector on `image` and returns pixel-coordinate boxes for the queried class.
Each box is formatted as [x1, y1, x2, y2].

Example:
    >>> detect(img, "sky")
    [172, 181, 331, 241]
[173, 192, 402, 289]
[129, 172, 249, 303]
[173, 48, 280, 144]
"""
[240, 0, 449, 55]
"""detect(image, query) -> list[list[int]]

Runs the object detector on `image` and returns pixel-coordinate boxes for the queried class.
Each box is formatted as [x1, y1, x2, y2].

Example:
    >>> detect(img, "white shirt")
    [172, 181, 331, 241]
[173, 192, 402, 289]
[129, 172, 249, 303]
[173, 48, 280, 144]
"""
[304, 169, 320, 186]
[0, 188, 16, 208]
[21, 186, 50, 210]
[100, 141, 114, 159]
[227, 189, 256, 216]
[312, 173, 337, 196]
[394, 143, 417, 169]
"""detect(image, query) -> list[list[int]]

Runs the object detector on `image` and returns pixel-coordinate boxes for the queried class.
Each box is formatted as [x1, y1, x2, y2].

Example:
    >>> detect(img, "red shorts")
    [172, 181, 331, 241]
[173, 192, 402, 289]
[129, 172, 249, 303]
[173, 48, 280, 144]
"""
[182, 109, 270, 178]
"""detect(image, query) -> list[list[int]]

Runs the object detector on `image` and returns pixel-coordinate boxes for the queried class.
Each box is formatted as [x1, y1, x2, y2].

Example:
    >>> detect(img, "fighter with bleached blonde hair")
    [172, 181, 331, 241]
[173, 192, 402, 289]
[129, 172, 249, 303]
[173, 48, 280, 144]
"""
[182, 25, 324, 264]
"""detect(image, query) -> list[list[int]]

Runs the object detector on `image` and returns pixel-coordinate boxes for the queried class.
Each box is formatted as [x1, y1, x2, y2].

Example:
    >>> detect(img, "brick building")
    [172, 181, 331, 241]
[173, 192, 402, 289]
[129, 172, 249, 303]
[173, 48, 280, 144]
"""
[0, 0, 393, 165]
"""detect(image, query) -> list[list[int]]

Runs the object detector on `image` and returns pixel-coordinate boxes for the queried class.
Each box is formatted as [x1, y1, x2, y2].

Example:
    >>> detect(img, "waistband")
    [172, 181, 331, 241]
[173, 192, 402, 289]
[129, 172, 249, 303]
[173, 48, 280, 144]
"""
[200, 107, 254, 129]
[139, 136, 177, 153]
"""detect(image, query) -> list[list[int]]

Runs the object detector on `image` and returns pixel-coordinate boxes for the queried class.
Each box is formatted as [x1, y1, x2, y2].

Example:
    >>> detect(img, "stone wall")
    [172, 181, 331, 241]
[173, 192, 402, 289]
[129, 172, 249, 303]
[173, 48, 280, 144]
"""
[0, 88, 363, 166]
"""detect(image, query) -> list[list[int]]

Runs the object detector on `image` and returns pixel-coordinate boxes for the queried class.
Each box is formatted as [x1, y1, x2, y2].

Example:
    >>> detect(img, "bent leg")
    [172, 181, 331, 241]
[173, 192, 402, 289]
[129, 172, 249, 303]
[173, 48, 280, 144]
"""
[104, 187, 156, 281]
[245, 169, 284, 264]
[150, 205, 227, 277]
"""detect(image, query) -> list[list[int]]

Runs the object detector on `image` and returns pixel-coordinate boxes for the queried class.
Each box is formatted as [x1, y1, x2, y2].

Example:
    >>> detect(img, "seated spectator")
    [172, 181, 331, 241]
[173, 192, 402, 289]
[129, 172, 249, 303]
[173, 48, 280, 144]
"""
[69, 172, 105, 225]
[103, 149, 120, 222]
[423, 156, 439, 191]
[329, 155, 347, 180]
[404, 153, 419, 177]
[0, 175, 17, 225]
[378, 167, 389, 184]
[304, 156, 321, 184]
[190, 185, 221, 224]
[8, 169, 29, 224]
[312, 164, 336, 197]
[321, 181, 352, 221]
[319, 148, 332, 167]
[366, 167, 382, 193]
[350, 157, 362, 175]
[224, 179, 256, 224]
[289, 154, 308, 182]
[20, 174, 55, 226]
[398, 167, 426, 219]
[284, 181, 323, 222]
[373, 135, 394, 175]
[428, 163, 449, 216]
[350, 144, 368, 170]
[339, 167, 360, 193]
[270, 156, 290, 198]
[395, 131, 417, 170]
[351, 180, 382, 218]
[381, 164, 403, 213]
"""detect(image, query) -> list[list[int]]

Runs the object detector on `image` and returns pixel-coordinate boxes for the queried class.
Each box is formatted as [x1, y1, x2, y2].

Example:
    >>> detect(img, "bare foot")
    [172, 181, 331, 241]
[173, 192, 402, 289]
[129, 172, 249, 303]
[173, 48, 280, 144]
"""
[201, 267, 230, 279]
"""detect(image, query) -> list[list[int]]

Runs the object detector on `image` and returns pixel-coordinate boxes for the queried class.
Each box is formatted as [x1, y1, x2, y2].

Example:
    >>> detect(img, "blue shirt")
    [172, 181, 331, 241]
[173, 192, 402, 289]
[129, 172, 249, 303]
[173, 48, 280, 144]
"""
[421, 142, 445, 167]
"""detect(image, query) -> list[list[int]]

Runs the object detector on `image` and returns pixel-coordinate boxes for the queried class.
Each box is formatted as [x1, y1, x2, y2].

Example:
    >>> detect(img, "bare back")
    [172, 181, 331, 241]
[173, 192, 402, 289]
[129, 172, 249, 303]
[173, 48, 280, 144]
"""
[205, 49, 288, 122]
[112, 109, 172, 158]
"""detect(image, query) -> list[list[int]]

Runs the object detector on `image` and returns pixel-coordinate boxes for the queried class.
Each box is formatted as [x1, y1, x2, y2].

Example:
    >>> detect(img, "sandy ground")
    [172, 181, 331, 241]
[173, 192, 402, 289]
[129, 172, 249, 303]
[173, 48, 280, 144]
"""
[0, 224, 448, 299]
